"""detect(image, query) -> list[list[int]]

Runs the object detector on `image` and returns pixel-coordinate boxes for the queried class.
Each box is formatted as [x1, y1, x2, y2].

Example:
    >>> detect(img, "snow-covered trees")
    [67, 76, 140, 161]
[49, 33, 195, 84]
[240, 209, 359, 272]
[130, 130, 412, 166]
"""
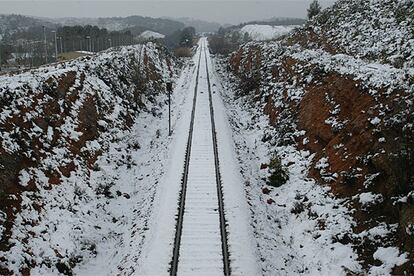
[308, 0, 322, 19]
[180, 26, 196, 48]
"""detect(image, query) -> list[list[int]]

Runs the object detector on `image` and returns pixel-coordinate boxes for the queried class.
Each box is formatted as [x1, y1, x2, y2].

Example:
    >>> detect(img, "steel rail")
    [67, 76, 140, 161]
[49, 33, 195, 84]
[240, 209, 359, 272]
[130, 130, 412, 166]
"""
[204, 41, 231, 276]
[169, 43, 203, 276]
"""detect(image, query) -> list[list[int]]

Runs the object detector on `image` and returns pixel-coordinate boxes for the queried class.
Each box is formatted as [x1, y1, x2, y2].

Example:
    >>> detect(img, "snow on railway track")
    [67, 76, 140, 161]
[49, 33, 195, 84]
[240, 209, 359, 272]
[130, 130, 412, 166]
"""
[140, 38, 258, 276]
[170, 39, 230, 276]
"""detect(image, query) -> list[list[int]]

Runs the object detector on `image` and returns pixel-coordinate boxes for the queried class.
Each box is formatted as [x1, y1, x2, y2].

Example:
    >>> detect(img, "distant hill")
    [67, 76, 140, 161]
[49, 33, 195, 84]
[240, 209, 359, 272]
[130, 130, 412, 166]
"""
[49, 15, 185, 36]
[173, 17, 222, 33]
[0, 14, 56, 40]
[0, 14, 186, 46]
[257, 17, 307, 26]
[224, 17, 306, 32]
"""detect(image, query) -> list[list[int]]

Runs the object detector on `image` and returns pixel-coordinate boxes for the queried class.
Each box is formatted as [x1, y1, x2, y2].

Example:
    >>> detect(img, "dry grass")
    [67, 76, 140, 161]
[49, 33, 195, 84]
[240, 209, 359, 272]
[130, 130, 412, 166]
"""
[174, 47, 192, 58]
[58, 52, 91, 61]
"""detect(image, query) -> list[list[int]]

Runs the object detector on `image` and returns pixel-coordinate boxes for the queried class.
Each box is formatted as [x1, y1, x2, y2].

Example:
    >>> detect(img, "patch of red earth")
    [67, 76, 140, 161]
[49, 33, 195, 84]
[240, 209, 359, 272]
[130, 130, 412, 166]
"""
[297, 73, 375, 195]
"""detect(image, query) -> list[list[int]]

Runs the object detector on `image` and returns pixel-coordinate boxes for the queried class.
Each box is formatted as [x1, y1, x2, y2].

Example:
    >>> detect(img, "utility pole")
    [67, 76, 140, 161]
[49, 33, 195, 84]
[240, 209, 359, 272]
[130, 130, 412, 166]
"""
[86, 36, 91, 52]
[52, 30, 58, 61]
[0, 42, 2, 72]
[166, 81, 173, 136]
[60, 37, 63, 54]
[43, 26, 48, 64]
[30, 42, 33, 68]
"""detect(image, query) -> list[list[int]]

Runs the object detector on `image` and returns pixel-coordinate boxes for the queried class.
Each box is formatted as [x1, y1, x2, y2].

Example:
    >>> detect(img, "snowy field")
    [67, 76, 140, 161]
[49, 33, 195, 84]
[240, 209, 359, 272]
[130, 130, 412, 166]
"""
[240, 24, 298, 41]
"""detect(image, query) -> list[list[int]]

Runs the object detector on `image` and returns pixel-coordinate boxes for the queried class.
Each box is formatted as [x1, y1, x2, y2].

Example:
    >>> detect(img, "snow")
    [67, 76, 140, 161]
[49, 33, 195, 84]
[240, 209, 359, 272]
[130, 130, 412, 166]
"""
[1, 4, 412, 272]
[46, 126, 54, 142]
[357, 192, 384, 207]
[18, 169, 31, 187]
[177, 40, 223, 275]
[309, 0, 414, 68]
[289, 48, 413, 92]
[138, 30, 165, 40]
[75, 50, 94, 55]
[357, 223, 398, 241]
[138, 44, 202, 276]
[0, 42, 178, 274]
[370, 247, 408, 275]
[206, 40, 260, 275]
[370, 117, 381, 125]
[215, 1, 414, 271]
[363, 173, 381, 188]
[177, 44, 223, 275]
[240, 24, 297, 41]
[140, 38, 258, 275]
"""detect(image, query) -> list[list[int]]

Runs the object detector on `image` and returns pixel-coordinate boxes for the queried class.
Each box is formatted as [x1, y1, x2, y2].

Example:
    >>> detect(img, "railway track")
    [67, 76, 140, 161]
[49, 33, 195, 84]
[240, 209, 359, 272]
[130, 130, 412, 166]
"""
[169, 39, 231, 276]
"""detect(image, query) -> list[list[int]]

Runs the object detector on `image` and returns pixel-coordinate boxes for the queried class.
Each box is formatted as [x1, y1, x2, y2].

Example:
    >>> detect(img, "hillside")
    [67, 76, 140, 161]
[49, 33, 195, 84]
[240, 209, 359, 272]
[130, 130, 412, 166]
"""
[49, 15, 185, 36]
[287, 0, 414, 68]
[0, 14, 55, 41]
[213, 0, 413, 274]
[0, 14, 185, 44]
[0, 43, 178, 274]
[226, 17, 306, 31]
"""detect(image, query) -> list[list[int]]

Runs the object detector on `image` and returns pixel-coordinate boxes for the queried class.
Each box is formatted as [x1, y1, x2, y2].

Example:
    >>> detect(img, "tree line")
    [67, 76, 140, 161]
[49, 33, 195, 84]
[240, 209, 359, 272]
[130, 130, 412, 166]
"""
[0, 25, 134, 69]
[56, 25, 133, 53]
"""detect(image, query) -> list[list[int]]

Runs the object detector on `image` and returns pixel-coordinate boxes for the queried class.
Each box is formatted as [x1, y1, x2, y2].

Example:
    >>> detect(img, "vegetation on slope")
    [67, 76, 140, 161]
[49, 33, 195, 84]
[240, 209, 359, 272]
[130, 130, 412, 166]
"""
[0, 43, 176, 274]
[220, 0, 413, 273]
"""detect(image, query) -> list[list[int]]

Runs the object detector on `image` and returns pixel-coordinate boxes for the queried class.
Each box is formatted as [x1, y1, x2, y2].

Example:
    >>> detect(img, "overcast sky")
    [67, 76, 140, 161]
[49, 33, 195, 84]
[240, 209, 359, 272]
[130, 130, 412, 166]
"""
[0, 1, 335, 25]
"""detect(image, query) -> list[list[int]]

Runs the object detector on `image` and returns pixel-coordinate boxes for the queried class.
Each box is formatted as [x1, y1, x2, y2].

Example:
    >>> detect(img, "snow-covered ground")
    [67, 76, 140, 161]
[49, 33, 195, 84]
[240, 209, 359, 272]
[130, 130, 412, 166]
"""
[74, 52, 195, 276]
[1, 3, 412, 271]
[75, 50, 94, 55]
[138, 30, 165, 40]
[240, 24, 297, 41]
[2, 37, 262, 275]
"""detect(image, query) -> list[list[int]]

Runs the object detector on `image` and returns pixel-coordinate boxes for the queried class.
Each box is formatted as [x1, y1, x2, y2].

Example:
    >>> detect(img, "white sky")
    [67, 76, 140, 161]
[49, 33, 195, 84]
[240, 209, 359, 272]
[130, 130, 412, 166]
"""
[0, 1, 335, 24]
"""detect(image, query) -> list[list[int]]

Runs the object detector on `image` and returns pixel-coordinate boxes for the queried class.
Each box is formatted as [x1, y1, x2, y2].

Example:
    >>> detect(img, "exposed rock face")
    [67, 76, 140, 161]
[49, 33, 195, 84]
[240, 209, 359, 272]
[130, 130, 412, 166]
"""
[226, 0, 413, 273]
[0, 43, 175, 274]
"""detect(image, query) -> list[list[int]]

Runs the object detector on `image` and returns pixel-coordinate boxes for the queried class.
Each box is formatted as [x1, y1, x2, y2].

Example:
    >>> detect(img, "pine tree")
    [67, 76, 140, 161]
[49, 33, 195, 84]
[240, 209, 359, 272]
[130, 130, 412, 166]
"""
[307, 0, 322, 19]
[243, 32, 250, 42]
